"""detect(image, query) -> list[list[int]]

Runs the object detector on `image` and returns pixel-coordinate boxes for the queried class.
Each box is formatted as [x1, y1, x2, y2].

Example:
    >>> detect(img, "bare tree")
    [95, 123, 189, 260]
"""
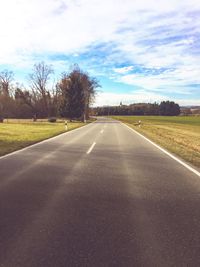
[0, 70, 14, 96]
[0, 70, 15, 119]
[28, 62, 54, 117]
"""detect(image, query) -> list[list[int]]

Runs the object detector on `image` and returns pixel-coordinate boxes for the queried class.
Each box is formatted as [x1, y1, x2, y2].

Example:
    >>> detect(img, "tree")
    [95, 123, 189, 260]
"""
[0, 70, 15, 118]
[0, 70, 14, 96]
[57, 65, 100, 121]
[159, 101, 180, 116]
[82, 74, 99, 119]
[14, 87, 35, 118]
[28, 62, 54, 117]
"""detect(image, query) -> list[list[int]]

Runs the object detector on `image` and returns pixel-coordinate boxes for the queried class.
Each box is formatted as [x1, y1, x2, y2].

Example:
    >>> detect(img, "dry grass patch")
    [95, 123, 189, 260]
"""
[112, 116, 200, 168]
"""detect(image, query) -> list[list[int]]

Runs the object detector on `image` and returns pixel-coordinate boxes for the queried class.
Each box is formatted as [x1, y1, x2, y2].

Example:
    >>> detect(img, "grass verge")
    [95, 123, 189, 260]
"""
[0, 120, 86, 157]
[112, 116, 200, 168]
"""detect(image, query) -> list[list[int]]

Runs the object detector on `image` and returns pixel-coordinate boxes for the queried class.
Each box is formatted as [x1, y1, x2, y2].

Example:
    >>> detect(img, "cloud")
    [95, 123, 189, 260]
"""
[94, 90, 168, 106]
[1, 0, 199, 58]
[117, 65, 200, 94]
[113, 66, 134, 74]
[94, 91, 200, 107]
[0, 0, 199, 104]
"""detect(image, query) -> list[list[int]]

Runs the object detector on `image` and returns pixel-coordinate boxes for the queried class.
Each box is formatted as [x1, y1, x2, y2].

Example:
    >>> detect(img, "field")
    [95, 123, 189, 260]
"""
[0, 120, 86, 157]
[112, 116, 200, 168]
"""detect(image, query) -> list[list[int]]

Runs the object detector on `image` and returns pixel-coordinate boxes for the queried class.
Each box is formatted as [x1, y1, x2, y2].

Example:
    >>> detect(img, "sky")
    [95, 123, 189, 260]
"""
[0, 0, 200, 106]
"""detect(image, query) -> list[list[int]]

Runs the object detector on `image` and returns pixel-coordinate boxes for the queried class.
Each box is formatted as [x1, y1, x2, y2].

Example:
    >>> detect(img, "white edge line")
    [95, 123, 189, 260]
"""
[87, 142, 96, 154]
[122, 122, 200, 177]
[0, 121, 96, 160]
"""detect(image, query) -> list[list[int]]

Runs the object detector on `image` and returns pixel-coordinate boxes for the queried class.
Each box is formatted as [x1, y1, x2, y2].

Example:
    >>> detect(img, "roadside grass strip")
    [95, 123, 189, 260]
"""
[123, 123, 200, 178]
[112, 116, 200, 168]
[0, 121, 86, 157]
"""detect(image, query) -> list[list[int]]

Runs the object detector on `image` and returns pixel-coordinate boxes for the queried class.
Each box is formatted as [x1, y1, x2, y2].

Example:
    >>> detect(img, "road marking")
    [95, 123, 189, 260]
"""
[0, 121, 96, 161]
[100, 129, 104, 134]
[122, 123, 200, 177]
[87, 142, 96, 154]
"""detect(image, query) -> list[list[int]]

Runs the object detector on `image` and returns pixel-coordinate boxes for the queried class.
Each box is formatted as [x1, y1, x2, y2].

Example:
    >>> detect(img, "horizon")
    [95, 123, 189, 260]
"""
[92, 102, 200, 108]
[0, 0, 200, 106]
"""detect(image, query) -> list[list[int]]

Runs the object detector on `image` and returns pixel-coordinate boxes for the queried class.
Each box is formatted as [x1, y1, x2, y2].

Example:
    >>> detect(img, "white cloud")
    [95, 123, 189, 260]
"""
[117, 65, 200, 93]
[0, 0, 199, 59]
[113, 66, 134, 74]
[94, 90, 167, 106]
[0, 0, 200, 104]
[94, 91, 200, 106]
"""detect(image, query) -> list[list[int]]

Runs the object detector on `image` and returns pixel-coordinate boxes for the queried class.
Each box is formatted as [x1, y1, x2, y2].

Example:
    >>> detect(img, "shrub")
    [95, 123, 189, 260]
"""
[48, 117, 57, 123]
[0, 117, 3, 123]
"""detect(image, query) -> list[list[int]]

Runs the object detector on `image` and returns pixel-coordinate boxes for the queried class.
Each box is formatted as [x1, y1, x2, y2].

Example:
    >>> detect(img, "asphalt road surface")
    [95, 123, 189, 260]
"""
[0, 117, 200, 267]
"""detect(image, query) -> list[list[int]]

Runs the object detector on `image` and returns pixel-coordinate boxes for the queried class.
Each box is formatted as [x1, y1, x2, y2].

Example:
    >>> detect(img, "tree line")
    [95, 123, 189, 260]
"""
[0, 61, 181, 120]
[93, 101, 180, 116]
[0, 62, 100, 121]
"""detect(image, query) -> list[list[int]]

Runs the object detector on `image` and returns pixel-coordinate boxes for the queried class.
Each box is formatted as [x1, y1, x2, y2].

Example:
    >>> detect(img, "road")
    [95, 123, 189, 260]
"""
[0, 117, 200, 267]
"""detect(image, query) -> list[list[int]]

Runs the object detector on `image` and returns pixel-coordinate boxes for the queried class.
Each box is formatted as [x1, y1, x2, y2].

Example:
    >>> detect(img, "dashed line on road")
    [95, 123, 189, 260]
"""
[86, 142, 96, 154]
[100, 129, 104, 134]
[0, 121, 96, 161]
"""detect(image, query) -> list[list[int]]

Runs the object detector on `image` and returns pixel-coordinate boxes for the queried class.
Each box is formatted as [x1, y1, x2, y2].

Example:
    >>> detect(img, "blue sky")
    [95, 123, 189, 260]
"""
[0, 0, 200, 106]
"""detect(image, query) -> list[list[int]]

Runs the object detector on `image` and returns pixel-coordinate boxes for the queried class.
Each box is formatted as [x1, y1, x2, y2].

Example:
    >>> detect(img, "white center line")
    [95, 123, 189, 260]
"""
[86, 142, 96, 154]
[100, 129, 104, 134]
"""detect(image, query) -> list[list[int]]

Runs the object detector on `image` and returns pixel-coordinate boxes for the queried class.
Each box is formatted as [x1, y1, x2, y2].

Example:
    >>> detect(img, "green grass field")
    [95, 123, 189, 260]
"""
[0, 120, 86, 156]
[112, 116, 200, 168]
